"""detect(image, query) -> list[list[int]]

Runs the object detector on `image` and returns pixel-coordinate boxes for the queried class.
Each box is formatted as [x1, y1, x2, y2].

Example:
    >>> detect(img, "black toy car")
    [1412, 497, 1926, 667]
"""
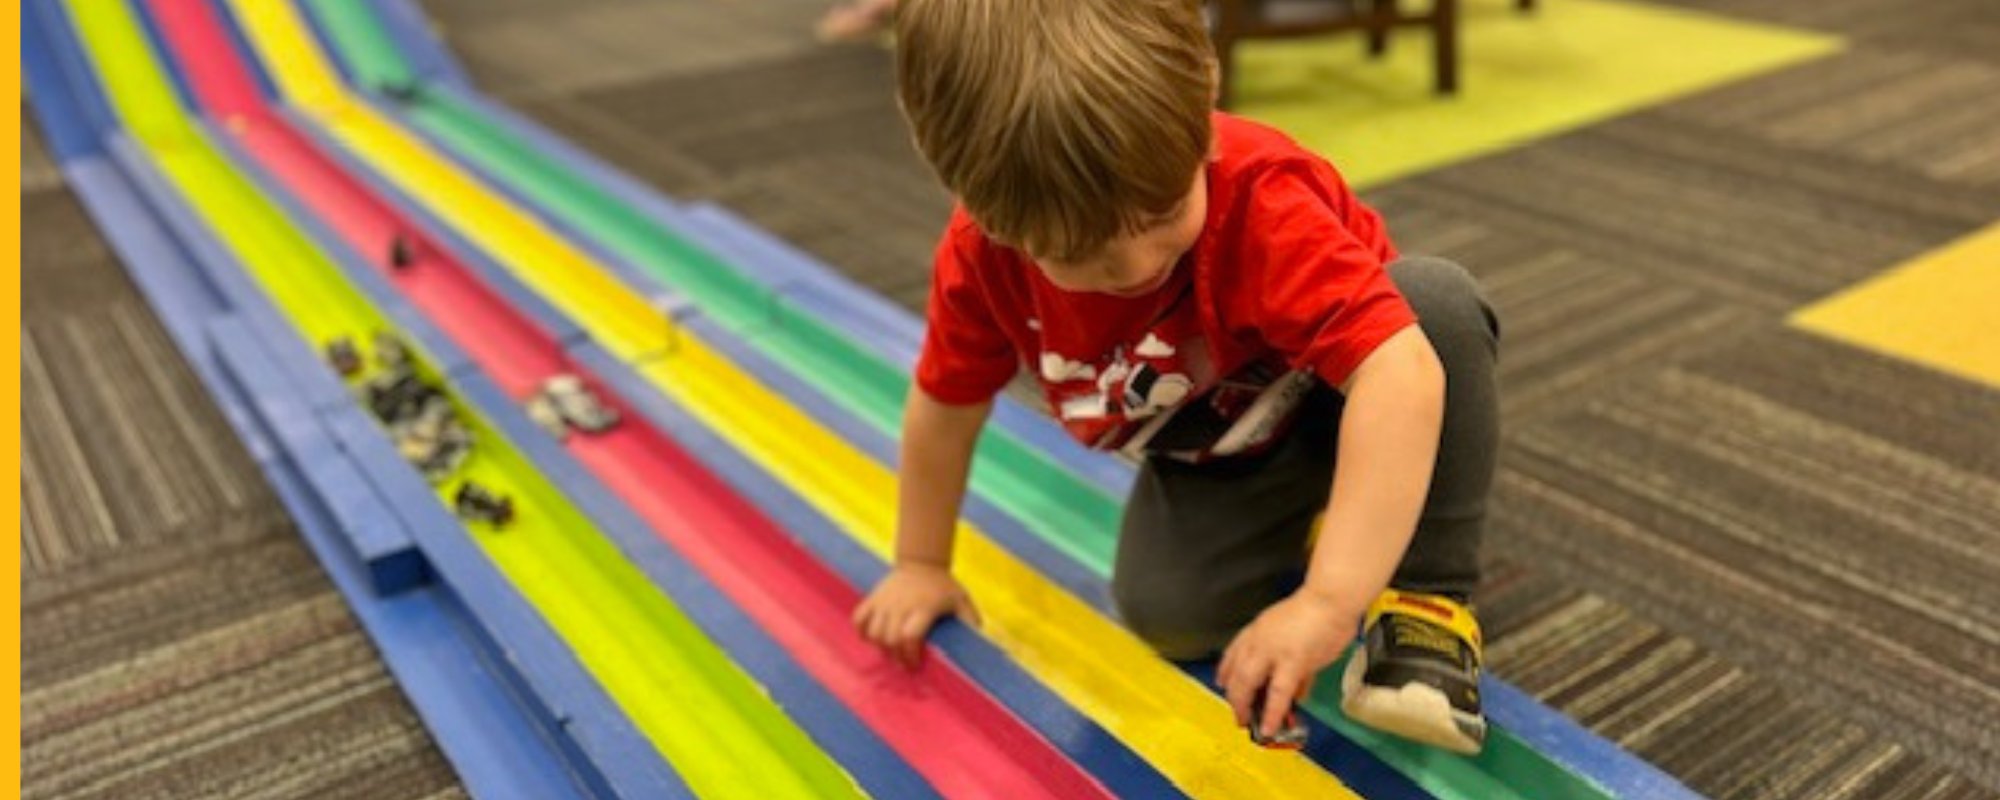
[1247, 691, 1309, 750]
[453, 481, 514, 528]
[324, 336, 362, 377]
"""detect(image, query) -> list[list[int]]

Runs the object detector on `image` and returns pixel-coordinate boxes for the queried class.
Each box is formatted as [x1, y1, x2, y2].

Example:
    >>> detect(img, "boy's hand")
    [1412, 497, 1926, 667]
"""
[852, 562, 982, 669]
[1218, 590, 1360, 739]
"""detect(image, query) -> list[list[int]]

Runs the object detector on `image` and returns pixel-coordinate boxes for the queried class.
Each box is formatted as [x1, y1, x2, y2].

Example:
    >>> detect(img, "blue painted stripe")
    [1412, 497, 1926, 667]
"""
[1485, 680, 1704, 800]
[21, 2, 109, 159]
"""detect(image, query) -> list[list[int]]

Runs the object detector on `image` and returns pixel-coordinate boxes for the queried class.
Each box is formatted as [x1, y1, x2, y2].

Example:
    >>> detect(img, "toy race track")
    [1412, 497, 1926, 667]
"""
[23, 0, 1704, 797]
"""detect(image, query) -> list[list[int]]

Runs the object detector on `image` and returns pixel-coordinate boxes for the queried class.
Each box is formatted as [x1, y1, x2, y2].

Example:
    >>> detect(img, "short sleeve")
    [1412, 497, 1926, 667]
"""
[913, 219, 1021, 404]
[1228, 166, 1417, 387]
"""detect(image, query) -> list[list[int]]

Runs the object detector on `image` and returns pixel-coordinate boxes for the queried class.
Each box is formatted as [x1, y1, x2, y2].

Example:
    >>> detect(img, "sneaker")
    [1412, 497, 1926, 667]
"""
[1340, 589, 1487, 754]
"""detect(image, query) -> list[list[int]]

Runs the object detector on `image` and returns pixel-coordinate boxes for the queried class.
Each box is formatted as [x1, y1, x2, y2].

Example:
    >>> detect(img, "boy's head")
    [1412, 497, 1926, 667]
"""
[895, 0, 1216, 296]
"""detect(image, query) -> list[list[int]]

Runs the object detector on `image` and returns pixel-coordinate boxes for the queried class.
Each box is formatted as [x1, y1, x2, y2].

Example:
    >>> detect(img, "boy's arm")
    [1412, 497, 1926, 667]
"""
[1304, 324, 1443, 617]
[852, 385, 992, 668]
[894, 386, 992, 569]
[1220, 325, 1445, 735]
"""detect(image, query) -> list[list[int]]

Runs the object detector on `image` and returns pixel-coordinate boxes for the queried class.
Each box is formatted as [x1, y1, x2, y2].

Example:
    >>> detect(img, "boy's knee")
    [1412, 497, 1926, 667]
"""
[1111, 573, 1242, 661]
[1388, 256, 1499, 353]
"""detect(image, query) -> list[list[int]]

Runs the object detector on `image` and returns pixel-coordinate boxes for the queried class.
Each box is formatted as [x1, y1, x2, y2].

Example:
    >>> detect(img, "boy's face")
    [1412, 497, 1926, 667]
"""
[1034, 167, 1209, 298]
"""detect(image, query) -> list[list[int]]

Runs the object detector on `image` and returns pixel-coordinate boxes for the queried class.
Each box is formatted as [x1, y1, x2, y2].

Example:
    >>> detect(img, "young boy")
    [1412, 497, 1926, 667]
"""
[851, 0, 1500, 754]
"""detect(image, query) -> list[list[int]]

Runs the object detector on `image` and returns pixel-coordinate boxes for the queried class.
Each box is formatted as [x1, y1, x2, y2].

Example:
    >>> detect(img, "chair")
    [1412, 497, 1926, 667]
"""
[1211, 0, 1531, 108]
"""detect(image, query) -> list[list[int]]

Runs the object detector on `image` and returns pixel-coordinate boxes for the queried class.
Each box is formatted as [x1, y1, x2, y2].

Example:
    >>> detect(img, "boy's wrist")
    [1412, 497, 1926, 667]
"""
[893, 556, 952, 573]
[1296, 577, 1371, 622]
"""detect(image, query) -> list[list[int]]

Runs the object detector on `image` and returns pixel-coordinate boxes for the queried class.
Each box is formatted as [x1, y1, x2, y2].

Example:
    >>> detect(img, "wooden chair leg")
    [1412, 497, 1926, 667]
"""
[1367, 0, 1395, 58]
[1433, 0, 1458, 94]
[1212, 0, 1246, 109]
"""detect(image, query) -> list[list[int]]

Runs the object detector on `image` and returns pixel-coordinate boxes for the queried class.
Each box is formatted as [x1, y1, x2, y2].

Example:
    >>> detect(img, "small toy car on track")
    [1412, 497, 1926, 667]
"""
[524, 393, 569, 440]
[365, 371, 435, 426]
[393, 396, 473, 481]
[382, 81, 424, 104]
[539, 374, 619, 434]
[388, 234, 417, 270]
[372, 331, 410, 372]
[1247, 691, 1309, 750]
[453, 481, 514, 528]
[324, 336, 362, 377]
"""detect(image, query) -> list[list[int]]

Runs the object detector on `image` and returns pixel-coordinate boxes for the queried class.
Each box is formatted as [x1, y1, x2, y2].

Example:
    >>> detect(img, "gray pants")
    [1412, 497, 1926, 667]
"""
[1111, 257, 1500, 660]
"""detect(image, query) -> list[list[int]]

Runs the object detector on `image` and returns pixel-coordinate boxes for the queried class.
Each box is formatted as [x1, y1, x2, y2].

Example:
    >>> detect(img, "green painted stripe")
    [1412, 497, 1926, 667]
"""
[63, 2, 862, 796]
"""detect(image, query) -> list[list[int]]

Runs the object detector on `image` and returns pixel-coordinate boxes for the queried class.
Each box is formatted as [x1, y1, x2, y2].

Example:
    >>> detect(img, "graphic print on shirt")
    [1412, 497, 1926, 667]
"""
[1038, 296, 1209, 451]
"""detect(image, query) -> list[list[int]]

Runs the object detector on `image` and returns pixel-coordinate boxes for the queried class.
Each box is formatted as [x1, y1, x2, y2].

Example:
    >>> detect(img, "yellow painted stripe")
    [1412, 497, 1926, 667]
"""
[1792, 224, 2000, 388]
[237, 2, 1360, 795]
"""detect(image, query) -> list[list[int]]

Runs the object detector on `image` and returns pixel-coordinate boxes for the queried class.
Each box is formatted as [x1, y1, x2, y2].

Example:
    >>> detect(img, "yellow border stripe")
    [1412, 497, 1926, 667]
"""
[236, 1, 1360, 794]
[7, 9, 25, 793]
[1792, 224, 2000, 389]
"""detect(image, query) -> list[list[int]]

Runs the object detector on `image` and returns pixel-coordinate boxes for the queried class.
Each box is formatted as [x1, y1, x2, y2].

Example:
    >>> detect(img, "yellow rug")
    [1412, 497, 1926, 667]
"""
[1792, 224, 2000, 389]
[1235, 0, 1843, 187]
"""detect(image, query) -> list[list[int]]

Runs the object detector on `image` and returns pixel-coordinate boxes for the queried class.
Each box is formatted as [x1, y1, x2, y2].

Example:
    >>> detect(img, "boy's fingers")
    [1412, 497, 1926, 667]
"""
[854, 605, 874, 639]
[1224, 654, 1267, 728]
[899, 612, 931, 641]
[868, 612, 894, 649]
[1217, 641, 1240, 689]
[1263, 666, 1302, 736]
[898, 613, 931, 666]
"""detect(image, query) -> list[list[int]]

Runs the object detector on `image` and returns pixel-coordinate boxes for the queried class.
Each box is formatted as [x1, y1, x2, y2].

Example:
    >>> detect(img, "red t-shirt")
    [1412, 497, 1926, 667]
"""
[914, 113, 1415, 461]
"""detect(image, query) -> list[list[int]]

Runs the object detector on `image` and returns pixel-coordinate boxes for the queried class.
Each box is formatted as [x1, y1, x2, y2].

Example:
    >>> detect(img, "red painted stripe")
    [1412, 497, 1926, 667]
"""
[147, 1, 1109, 796]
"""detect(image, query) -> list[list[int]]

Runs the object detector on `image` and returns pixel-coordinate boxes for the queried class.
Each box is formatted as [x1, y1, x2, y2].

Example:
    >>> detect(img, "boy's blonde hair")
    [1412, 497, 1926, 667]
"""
[895, 0, 1215, 263]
